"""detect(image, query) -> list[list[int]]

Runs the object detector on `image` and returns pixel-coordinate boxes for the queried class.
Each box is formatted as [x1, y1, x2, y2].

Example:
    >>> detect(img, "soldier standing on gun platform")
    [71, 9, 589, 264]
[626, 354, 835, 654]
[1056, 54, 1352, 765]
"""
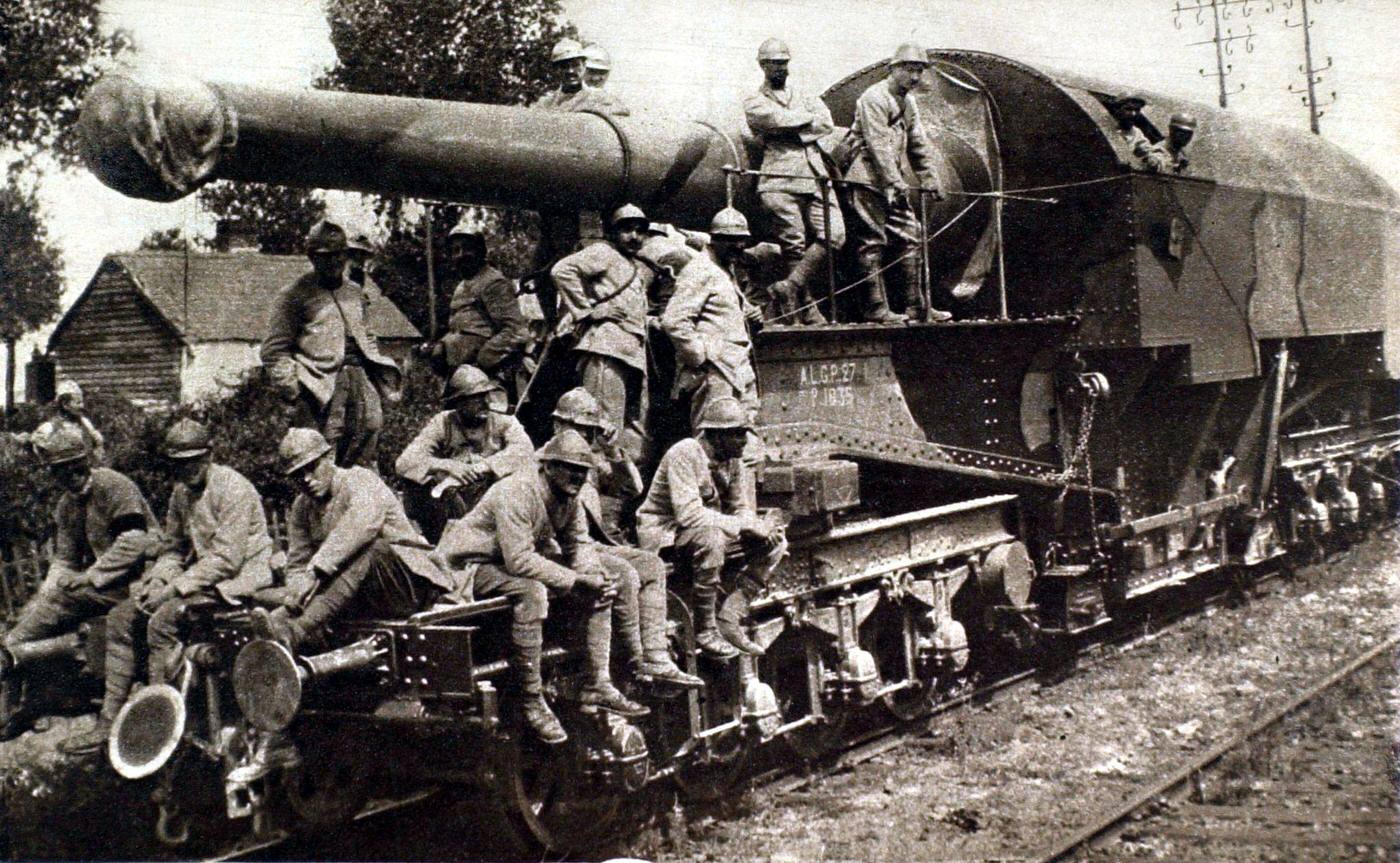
[744, 37, 842, 325]
[420, 220, 529, 394]
[261, 220, 402, 470]
[846, 43, 952, 324]
[550, 204, 654, 462]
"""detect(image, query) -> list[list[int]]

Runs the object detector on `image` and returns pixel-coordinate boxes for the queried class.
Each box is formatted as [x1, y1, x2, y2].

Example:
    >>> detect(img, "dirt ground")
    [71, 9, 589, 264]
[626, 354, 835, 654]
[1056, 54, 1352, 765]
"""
[627, 533, 1400, 863]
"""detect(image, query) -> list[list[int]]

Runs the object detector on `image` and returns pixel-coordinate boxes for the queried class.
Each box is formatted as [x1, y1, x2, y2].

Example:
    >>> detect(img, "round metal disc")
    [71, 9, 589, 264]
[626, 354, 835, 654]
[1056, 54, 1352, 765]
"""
[109, 684, 186, 779]
[233, 640, 303, 732]
[981, 541, 1035, 607]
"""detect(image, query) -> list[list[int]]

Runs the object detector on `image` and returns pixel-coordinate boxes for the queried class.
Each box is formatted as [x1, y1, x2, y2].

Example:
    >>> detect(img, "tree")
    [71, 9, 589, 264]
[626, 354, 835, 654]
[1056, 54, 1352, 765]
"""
[322, 0, 572, 106]
[138, 227, 195, 251]
[196, 181, 326, 255]
[1, 0, 124, 168]
[0, 173, 64, 413]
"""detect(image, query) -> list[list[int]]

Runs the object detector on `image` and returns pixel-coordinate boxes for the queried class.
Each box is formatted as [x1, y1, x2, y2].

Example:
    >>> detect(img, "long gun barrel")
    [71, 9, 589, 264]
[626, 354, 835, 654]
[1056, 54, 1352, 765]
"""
[79, 72, 741, 226]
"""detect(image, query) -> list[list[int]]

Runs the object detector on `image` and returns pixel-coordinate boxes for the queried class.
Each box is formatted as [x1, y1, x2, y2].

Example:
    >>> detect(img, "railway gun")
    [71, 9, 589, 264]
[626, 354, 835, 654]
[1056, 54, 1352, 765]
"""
[55, 46, 1400, 855]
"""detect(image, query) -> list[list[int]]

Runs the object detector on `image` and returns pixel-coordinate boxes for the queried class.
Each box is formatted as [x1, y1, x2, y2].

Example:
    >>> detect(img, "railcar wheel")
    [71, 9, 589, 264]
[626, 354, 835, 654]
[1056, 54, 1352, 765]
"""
[881, 679, 938, 723]
[493, 734, 621, 855]
[673, 733, 751, 803]
[284, 734, 370, 830]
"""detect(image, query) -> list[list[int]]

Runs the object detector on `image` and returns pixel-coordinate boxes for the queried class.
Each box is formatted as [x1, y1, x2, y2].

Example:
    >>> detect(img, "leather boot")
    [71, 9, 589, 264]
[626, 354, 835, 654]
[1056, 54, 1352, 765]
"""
[693, 584, 740, 660]
[897, 251, 951, 322]
[512, 622, 566, 744]
[635, 574, 704, 688]
[786, 245, 830, 325]
[580, 681, 651, 718]
[638, 651, 705, 689]
[768, 279, 799, 323]
[858, 250, 906, 324]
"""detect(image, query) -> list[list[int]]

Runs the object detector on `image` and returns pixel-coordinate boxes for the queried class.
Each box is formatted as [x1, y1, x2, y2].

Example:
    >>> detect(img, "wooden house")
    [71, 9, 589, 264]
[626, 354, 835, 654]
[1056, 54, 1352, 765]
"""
[46, 251, 421, 406]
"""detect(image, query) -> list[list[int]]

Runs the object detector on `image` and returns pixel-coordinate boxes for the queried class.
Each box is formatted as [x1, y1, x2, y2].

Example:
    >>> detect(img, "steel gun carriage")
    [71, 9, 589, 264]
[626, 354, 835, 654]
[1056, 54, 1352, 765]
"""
[75, 48, 1400, 855]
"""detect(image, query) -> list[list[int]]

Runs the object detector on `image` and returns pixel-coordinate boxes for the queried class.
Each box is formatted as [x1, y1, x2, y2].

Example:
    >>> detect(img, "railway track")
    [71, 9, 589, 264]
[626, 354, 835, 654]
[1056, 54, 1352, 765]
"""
[1033, 630, 1400, 862]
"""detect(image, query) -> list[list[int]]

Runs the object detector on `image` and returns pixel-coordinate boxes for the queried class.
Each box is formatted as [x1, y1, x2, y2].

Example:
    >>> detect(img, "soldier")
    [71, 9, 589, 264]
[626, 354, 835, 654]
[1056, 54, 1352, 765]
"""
[1153, 112, 1196, 173]
[250, 428, 463, 652]
[423, 220, 529, 389]
[743, 37, 841, 326]
[846, 43, 952, 324]
[0, 425, 156, 740]
[395, 365, 535, 543]
[61, 420, 274, 756]
[438, 430, 649, 744]
[51, 380, 106, 464]
[660, 207, 762, 431]
[550, 203, 654, 461]
[262, 219, 402, 470]
[549, 388, 704, 688]
[1106, 92, 1157, 167]
[583, 43, 612, 89]
[636, 398, 779, 659]
[535, 38, 629, 116]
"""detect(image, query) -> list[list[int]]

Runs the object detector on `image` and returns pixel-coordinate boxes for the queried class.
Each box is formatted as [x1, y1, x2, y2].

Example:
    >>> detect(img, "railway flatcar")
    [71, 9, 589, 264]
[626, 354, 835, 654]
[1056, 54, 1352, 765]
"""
[61, 47, 1400, 854]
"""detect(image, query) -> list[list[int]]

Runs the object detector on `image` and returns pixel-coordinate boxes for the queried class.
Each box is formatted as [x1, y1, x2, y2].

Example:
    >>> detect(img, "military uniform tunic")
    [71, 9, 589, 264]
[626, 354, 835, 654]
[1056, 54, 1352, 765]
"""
[154, 464, 274, 602]
[534, 86, 630, 116]
[395, 411, 535, 486]
[661, 247, 759, 424]
[846, 78, 937, 255]
[443, 265, 529, 373]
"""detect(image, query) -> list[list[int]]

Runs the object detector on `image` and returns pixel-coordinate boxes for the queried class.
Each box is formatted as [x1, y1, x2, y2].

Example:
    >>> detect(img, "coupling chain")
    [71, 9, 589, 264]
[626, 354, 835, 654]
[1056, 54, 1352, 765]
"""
[1056, 376, 1104, 550]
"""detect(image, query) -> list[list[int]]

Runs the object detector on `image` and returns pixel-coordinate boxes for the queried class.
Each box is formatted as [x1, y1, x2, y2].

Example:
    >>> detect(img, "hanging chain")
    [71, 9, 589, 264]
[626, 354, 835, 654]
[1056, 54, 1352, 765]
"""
[1056, 372, 1107, 550]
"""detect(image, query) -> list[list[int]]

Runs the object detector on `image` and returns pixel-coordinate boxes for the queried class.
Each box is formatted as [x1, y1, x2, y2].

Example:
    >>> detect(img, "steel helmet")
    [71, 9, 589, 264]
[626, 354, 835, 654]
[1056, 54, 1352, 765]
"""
[443, 364, 499, 406]
[163, 418, 211, 460]
[696, 397, 751, 431]
[1169, 112, 1198, 131]
[889, 43, 930, 67]
[56, 379, 83, 401]
[1112, 91, 1146, 109]
[552, 387, 605, 428]
[34, 422, 89, 467]
[709, 207, 751, 240]
[637, 235, 694, 277]
[583, 43, 612, 72]
[608, 203, 648, 231]
[756, 38, 791, 62]
[345, 232, 374, 254]
[278, 428, 332, 476]
[551, 38, 586, 64]
[539, 429, 597, 469]
[304, 219, 347, 254]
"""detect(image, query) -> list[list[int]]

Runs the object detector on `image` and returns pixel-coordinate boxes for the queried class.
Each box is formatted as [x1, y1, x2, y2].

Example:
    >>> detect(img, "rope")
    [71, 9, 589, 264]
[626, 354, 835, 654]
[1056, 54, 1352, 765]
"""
[765, 198, 981, 325]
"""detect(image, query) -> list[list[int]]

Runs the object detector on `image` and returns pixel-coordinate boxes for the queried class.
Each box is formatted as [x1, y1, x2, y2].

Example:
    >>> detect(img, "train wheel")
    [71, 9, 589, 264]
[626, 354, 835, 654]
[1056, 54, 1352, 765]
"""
[673, 732, 751, 803]
[881, 679, 938, 723]
[493, 734, 621, 855]
[784, 710, 848, 760]
[285, 733, 370, 830]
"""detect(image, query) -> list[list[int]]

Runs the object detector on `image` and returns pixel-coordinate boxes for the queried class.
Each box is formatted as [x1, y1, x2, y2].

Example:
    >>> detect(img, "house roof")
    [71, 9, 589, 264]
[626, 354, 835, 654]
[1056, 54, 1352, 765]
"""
[53, 251, 422, 346]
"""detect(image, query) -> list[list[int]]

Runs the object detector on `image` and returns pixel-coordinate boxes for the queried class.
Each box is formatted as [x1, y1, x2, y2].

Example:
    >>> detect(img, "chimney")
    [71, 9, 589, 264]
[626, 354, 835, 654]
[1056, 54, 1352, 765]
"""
[213, 218, 261, 253]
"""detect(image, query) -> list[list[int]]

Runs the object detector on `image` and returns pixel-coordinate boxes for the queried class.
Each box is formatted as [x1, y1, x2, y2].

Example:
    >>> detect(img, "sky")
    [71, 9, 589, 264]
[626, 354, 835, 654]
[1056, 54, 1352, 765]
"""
[12, 0, 1400, 386]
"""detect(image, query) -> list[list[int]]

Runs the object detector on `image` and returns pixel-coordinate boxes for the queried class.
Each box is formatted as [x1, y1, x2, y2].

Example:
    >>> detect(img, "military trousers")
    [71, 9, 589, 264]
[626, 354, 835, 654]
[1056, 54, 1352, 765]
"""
[759, 190, 846, 291]
[401, 482, 479, 545]
[848, 185, 921, 258]
[673, 524, 784, 588]
[294, 364, 382, 471]
[597, 545, 669, 662]
[291, 540, 442, 649]
[473, 563, 614, 689]
[577, 352, 647, 462]
[6, 562, 132, 649]
[101, 593, 197, 720]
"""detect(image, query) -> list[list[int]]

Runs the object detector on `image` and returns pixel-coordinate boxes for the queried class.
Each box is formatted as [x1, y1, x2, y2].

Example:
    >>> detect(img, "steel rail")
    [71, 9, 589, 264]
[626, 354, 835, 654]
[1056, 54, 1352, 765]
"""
[1030, 628, 1400, 863]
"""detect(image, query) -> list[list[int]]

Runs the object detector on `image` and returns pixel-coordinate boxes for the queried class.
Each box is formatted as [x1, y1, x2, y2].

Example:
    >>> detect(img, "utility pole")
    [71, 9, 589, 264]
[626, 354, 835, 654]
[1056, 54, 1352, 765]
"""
[1285, 0, 1338, 134]
[1174, 0, 1258, 107]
